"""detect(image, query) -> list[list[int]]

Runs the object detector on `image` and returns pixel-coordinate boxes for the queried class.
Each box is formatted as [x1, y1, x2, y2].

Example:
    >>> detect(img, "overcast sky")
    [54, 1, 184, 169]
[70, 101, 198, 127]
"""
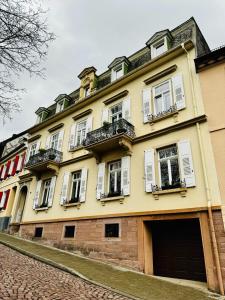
[1, 0, 224, 141]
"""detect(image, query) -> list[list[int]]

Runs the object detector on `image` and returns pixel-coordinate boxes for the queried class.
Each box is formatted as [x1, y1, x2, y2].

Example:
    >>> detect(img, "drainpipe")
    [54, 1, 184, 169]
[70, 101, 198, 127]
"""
[181, 43, 224, 295]
[196, 122, 224, 295]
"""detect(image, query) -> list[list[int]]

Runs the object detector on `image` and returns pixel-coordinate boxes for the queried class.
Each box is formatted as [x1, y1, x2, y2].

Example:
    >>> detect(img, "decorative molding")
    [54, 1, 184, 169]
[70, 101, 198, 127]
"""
[72, 109, 93, 121]
[144, 65, 177, 85]
[48, 123, 64, 133]
[20, 206, 222, 225]
[100, 196, 124, 206]
[152, 187, 187, 200]
[103, 90, 129, 105]
[27, 135, 41, 143]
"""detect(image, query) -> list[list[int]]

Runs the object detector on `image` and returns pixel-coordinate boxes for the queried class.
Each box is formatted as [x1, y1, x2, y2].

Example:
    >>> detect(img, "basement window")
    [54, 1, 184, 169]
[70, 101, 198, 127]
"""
[34, 227, 43, 238]
[105, 223, 119, 238]
[64, 225, 75, 238]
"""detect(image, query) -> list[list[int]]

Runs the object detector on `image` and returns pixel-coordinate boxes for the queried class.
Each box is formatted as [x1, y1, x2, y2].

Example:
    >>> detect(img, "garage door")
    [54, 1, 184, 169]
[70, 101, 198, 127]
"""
[151, 218, 206, 282]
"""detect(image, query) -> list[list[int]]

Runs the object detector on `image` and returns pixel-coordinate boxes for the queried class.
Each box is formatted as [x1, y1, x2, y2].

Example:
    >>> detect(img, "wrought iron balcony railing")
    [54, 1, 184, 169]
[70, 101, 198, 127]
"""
[148, 104, 178, 123]
[83, 118, 135, 147]
[26, 148, 63, 167]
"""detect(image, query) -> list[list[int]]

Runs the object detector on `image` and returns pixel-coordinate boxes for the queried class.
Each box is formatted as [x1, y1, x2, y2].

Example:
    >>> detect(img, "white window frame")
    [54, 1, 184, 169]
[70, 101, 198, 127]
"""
[70, 170, 82, 202]
[111, 63, 125, 82]
[30, 143, 37, 157]
[41, 179, 51, 206]
[75, 119, 87, 147]
[108, 160, 122, 195]
[157, 145, 180, 188]
[110, 102, 123, 123]
[50, 132, 59, 150]
[153, 80, 173, 115]
[84, 85, 90, 97]
[58, 100, 64, 112]
[151, 37, 168, 58]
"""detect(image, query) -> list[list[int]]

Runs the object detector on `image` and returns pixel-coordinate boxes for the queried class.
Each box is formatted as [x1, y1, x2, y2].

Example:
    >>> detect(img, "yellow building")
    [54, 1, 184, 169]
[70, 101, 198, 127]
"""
[2, 17, 224, 293]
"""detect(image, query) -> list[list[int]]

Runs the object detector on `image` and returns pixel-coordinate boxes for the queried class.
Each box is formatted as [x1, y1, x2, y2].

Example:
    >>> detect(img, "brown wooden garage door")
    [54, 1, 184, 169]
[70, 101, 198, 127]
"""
[151, 218, 206, 282]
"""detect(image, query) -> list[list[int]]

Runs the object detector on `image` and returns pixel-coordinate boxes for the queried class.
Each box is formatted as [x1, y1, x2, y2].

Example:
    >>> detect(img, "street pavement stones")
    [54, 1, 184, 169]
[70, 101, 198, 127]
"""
[0, 244, 132, 300]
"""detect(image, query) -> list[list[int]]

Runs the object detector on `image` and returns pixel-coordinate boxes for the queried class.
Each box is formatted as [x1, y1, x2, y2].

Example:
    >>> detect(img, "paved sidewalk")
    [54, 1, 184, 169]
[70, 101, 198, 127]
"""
[0, 233, 223, 300]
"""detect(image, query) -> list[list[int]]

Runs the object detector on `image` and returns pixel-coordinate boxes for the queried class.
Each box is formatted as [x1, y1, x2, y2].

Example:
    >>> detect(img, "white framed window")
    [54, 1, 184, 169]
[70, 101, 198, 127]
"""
[76, 119, 87, 147]
[111, 64, 124, 82]
[70, 171, 82, 203]
[158, 145, 180, 190]
[30, 143, 37, 157]
[84, 85, 90, 97]
[110, 103, 123, 123]
[151, 38, 168, 58]
[41, 179, 51, 207]
[51, 132, 59, 150]
[58, 101, 64, 112]
[153, 80, 172, 114]
[108, 160, 121, 196]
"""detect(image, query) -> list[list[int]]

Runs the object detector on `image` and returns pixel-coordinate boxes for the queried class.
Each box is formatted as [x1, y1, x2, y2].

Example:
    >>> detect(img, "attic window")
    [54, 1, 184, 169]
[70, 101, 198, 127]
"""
[84, 85, 90, 97]
[151, 38, 168, 58]
[58, 100, 64, 112]
[111, 65, 124, 82]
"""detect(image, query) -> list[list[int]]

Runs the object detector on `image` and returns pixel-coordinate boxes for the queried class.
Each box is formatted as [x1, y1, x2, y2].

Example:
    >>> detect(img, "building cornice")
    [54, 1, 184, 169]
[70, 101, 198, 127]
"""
[28, 40, 194, 135]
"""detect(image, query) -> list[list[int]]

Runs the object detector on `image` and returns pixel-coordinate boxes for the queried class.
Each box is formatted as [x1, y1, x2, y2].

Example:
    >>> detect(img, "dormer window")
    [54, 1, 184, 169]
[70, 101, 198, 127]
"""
[55, 94, 71, 113]
[114, 66, 123, 80]
[58, 101, 64, 112]
[108, 57, 130, 83]
[35, 108, 49, 124]
[151, 38, 168, 58]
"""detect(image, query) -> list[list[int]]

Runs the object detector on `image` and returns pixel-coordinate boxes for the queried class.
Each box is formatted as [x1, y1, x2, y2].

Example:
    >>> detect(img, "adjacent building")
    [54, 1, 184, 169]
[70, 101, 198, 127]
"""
[1, 17, 225, 294]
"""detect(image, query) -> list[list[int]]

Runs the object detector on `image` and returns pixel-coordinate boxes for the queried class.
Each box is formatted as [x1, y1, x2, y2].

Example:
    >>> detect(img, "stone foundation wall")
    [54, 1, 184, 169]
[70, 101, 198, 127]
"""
[19, 216, 141, 271]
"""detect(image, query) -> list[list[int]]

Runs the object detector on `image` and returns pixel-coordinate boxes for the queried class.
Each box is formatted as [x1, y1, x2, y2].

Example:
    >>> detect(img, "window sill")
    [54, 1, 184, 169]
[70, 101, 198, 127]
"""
[35, 207, 49, 213]
[149, 110, 178, 126]
[63, 202, 81, 210]
[100, 196, 124, 206]
[152, 187, 187, 200]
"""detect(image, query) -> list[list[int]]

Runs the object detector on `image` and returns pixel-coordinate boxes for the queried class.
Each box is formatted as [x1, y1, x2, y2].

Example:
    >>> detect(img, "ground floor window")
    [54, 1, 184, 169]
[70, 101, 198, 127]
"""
[64, 225, 75, 238]
[105, 223, 119, 238]
[34, 227, 43, 238]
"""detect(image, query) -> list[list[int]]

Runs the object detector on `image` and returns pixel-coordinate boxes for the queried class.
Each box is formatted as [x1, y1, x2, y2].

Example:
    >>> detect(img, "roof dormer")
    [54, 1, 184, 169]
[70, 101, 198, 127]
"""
[54, 94, 71, 113]
[35, 107, 49, 124]
[146, 29, 173, 59]
[78, 66, 98, 99]
[108, 56, 130, 82]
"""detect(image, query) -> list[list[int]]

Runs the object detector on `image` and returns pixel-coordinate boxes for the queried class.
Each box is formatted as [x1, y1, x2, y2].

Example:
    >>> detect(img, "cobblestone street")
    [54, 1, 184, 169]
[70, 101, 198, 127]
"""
[0, 244, 131, 300]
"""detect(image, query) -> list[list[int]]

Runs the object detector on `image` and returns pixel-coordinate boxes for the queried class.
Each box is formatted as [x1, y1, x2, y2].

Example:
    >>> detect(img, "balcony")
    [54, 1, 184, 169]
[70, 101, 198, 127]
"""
[26, 148, 62, 175]
[83, 118, 135, 161]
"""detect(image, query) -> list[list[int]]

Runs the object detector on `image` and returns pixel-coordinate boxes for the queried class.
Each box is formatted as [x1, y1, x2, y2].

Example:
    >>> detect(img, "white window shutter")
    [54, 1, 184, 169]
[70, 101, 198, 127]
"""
[48, 176, 56, 207]
[57, 130, 64, 151]
[96, 163, 105, 199]
[60, 172, 70, 205]
[101, 109, 109, 125]
[45, 135, 51, 150]
[35, 141, 40, 154]
[1, 165, 6, 179]
[142, 88, 151, 123]
[33, 180, 42, 209]
[144, 149, 156, 192]
[80, 168, 88, 202]
[17, 154, 23, 171]
[178, 140, 195, 187]
[122, 97, 131, 122]
[0, 192, 6, 208]
[86, 116, 93, 133]
[121, 156, 130, 196]
[8, 160, 14, 176]
[172, 74, 185, 110]
[25, 146, 31, 164]
[68, 123, 76, 151]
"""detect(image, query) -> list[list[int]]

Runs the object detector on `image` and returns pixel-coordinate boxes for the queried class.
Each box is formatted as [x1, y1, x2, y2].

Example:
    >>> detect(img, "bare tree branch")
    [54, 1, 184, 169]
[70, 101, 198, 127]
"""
[0, 0, 55, 119]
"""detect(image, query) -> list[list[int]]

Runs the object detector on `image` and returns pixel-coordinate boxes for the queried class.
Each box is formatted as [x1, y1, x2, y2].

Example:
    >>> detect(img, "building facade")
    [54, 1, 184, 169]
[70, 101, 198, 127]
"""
[1, 17, 225, 293]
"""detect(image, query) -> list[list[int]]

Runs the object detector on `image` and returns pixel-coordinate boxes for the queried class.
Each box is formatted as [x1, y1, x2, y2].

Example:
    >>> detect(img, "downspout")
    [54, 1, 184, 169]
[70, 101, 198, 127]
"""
[182, 43, 224, 295]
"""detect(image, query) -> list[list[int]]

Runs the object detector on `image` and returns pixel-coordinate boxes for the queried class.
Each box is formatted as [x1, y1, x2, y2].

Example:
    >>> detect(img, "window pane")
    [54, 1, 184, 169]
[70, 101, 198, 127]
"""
[160, 160, 170, 188]
[155, 95, 163, 114]
[109, 172, 115, 193]
[170, 157, 180, 186]
[64, 226, 75, 238]
[105, 223, 119, 238]
[164, 91, 171, 111]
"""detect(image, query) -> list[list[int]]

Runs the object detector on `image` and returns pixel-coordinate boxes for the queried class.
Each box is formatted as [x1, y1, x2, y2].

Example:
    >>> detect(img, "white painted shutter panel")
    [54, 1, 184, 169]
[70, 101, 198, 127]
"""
[172, 74, 185, 110]
[25, 146, 31, 164]
[8, 160, 14, 176]
[121, 156, 130, 196]
[122, 97, 131, 122]
[80, 168, 88, 202]
[96, 163, 105, 199]
[48, 176, 56, 207]
[142, 88, 151, 123]
[178, 140, 195, 187]
[45, 135, 51, 150]
[144, 149, 155, 192]
[33, 180, 42, 209]
[35, 141, 40, 154]
[101, 109, 109, 125]
[1, 165, 6, 179]
[0, 192, 6, 208]
[68, 123, 76, 150]
[86, 116, 93, 133]
[60, 172, 70, 205]
[17, 155, 23, 171]
[57, 129, 64, 151]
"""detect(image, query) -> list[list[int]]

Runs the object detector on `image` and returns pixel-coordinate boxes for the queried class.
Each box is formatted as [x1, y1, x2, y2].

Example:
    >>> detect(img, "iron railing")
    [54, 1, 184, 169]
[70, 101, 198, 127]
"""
[152, 180, 186, 192]
[26, 148, 63, 167]
[148, 104, 177, 123]
[83, 118, 135, 147]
